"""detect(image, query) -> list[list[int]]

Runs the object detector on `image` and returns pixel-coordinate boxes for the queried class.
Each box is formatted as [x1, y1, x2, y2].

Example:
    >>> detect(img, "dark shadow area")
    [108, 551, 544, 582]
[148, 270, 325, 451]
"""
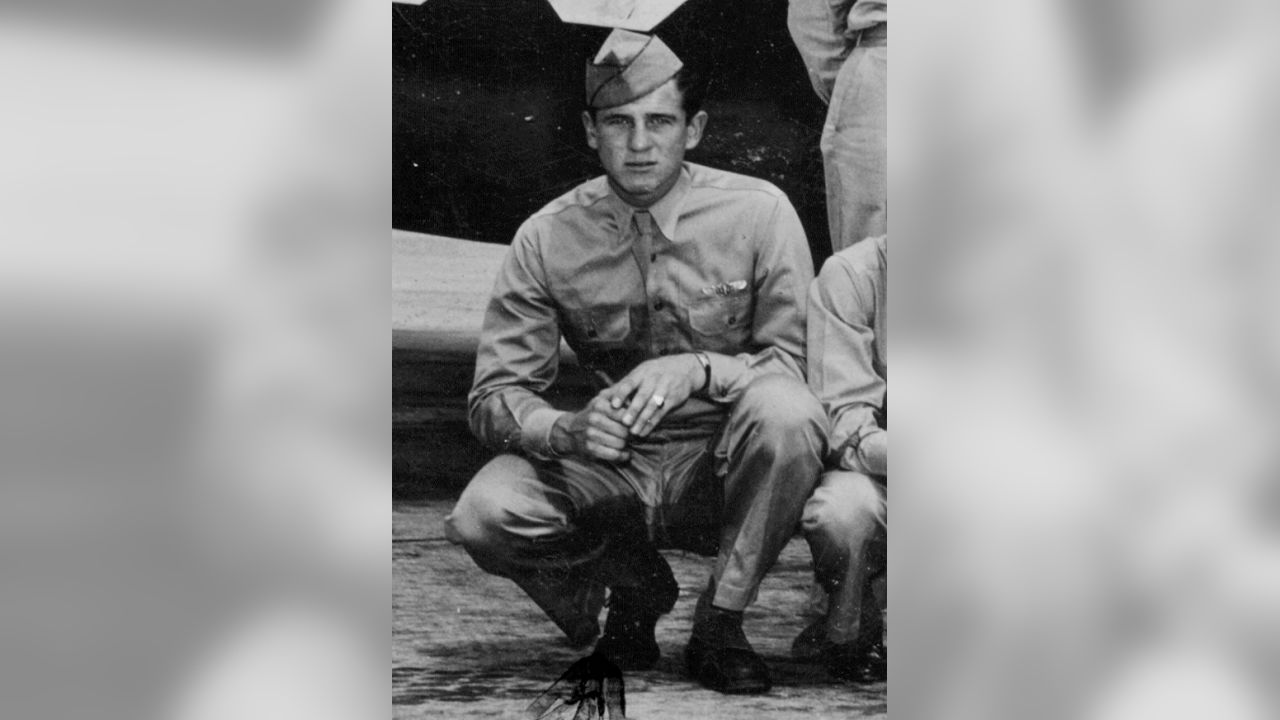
[392, 347, 598, 500]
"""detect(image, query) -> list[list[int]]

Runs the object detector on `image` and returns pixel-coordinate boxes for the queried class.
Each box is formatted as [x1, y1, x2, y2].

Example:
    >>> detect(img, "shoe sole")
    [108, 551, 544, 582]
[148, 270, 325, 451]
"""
[684, 643, 773, 695]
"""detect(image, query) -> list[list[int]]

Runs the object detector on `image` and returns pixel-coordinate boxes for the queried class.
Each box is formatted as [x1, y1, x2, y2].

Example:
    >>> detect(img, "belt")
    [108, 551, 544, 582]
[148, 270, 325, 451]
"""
[854, 22, 887, 48]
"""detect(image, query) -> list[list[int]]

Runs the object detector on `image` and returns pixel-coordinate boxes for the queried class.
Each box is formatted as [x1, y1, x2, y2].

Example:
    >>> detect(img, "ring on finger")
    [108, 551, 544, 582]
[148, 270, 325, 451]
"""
[651, 395, 665, 408]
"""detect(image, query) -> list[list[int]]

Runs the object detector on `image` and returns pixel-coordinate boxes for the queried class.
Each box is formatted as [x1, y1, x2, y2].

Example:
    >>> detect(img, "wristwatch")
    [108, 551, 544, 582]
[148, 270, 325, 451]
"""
[692, 351, 712, 394]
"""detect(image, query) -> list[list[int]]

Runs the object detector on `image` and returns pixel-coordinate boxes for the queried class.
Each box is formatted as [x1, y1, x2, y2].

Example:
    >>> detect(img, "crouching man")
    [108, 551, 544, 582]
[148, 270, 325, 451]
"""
[444, 30, 827, 695]
[797, 235, 888, 682]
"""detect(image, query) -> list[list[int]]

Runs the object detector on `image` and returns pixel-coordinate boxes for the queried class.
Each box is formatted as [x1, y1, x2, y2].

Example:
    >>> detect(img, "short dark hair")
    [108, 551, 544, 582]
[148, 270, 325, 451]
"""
[587, 65, 707, 121]
[672, 65, 706, 118]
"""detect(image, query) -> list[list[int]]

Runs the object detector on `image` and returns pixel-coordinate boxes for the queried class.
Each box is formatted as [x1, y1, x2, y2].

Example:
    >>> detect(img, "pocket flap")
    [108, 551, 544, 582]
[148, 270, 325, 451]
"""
[688, 294, 750, 335]
[567, 306, 632, 344]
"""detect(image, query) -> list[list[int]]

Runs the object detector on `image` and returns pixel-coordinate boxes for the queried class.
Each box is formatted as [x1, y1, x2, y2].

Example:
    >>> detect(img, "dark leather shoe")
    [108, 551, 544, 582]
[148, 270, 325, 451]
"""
[827, 641, 887, 684]
[684, 636, 772, 694]
[790, 617, 828, 662]
[593, 590, 663, 671]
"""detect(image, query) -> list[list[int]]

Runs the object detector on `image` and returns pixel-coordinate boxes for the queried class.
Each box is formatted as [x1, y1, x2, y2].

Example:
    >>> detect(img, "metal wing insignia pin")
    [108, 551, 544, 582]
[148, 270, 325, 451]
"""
[700, 280, 748, 296]
[526, 651, 626, 720]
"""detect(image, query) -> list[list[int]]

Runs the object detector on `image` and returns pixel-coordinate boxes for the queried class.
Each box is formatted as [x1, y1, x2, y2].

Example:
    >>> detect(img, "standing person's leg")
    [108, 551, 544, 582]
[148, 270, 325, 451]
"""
[822, 36, 887, 252]
[787, 0, 851, 104]
[798, 469, 887, 680]
[678, 374, 828, 694]
[445, 451, 674, 648]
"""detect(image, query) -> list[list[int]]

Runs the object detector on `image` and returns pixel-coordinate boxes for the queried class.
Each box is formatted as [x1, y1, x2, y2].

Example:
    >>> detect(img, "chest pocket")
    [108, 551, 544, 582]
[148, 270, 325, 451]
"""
[563, 305, 647, 373]
[566, 306, 631, 345]
[688, 293, 752, 351]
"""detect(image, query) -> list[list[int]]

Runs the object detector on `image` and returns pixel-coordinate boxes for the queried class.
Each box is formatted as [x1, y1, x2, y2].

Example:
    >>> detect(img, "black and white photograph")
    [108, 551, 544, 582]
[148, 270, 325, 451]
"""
[392, 0, 887, 716]
[6, 2, 1280, 719]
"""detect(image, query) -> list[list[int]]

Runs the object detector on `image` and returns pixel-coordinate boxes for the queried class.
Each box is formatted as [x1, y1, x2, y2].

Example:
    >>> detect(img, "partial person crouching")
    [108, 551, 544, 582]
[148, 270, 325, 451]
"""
[796, 234, 888, 682]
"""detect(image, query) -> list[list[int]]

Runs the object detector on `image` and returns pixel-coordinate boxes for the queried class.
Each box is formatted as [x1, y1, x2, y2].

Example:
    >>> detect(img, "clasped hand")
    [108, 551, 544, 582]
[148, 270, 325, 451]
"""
[552, 354, 703, 462]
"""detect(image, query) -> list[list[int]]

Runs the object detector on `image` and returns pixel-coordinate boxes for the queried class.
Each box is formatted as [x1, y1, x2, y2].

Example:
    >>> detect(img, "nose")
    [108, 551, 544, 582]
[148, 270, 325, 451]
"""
[627, 124, 653, 152]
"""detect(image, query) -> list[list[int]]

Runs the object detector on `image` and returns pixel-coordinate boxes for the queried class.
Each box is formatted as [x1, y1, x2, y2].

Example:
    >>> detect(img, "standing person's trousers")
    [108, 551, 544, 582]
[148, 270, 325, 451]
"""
[788, 0, 887, 252]
[822, 32, 886, 252]
[445, 375, 828, 642]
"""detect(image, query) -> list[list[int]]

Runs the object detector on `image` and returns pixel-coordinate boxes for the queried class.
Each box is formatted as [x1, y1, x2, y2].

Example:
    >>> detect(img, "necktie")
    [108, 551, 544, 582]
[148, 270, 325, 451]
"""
[634, 209, 653, 238]
[631, 210, 654, 280]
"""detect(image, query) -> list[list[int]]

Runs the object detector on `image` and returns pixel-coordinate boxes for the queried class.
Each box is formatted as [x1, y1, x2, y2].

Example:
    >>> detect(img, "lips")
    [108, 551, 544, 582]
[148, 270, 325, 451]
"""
[625, 161, 657, 171]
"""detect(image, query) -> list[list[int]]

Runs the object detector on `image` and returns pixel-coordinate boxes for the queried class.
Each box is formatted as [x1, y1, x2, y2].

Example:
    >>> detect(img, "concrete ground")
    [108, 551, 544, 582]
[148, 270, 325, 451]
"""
[394, 501, 886, 719]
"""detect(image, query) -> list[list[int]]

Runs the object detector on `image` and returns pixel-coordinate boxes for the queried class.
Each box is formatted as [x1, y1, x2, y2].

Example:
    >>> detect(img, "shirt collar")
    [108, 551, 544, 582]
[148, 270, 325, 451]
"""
[646, 165, 690, 241]
[609, 164, 690, 241]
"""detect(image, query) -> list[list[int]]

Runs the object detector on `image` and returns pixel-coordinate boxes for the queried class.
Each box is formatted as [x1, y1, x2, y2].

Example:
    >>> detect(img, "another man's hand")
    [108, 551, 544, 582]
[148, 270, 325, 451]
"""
[551, 391, 633, 462]
[859, 430, 887, 477]
[608, 354, 704, 438]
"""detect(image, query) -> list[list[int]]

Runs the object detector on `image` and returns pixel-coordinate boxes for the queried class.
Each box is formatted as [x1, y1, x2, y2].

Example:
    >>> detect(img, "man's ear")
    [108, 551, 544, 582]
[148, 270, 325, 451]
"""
[582, 111, 599, 150]
[684, 110, 708, 150]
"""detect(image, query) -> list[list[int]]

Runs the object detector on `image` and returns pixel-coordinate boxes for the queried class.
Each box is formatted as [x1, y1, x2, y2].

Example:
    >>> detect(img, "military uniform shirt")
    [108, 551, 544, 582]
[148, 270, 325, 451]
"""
[469, 163, 815, 458]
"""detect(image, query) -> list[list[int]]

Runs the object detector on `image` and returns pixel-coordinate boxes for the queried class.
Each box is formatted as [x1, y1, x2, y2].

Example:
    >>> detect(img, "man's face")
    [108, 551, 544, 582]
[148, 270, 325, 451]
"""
[583, 79, 707, 208]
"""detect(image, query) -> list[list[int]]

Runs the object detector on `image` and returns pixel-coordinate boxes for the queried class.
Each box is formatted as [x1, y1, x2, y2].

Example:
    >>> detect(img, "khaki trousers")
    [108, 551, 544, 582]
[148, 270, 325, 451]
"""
[802, 469, 887, 646]
[445, 375, 827, 640]
[788, 0, 887, 251]
[822, 39, 887, 252]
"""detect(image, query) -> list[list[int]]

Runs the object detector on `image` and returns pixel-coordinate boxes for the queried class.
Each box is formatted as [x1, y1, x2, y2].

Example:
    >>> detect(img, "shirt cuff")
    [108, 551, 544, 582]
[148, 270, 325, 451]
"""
[703, 352, 740, 403]
[521, 407, 570, 459]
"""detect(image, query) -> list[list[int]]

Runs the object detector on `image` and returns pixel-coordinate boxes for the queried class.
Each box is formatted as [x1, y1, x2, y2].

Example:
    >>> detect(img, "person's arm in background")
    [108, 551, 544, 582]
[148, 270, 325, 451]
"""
[807, 244, 886, 475]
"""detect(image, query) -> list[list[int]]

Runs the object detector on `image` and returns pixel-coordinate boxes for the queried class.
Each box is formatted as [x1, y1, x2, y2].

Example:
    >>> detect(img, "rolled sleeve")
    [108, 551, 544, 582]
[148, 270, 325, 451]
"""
[841, 0, 887, 34]
[520, 406, 570, 459]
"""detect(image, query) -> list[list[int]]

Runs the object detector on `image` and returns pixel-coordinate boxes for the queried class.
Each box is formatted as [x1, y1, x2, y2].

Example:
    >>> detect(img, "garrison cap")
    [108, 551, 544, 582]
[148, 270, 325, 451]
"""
[586, 29, 683, 109]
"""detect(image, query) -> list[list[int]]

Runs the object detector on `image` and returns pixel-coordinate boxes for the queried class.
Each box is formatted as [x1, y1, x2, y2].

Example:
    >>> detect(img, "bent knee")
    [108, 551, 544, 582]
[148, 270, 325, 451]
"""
[737, 375, 827, 435]
[444, 454, 566, 552]
[802, 471, 886, 540]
